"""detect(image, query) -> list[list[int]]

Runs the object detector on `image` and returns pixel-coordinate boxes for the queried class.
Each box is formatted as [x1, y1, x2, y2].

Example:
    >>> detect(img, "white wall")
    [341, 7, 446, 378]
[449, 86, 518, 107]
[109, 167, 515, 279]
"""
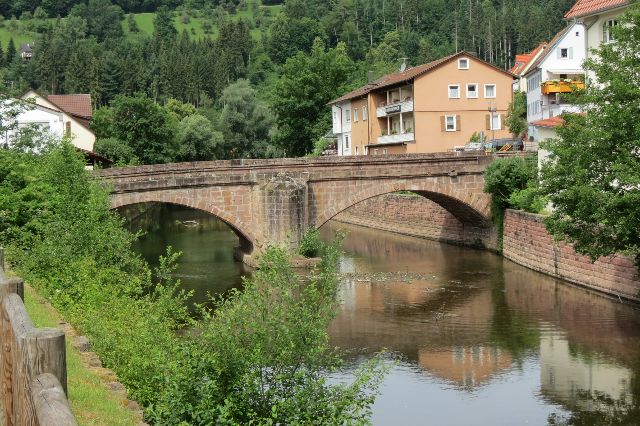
[539, 22, 586, 79]
[3, 105, 64, 147]
[337, 133, 352, 156]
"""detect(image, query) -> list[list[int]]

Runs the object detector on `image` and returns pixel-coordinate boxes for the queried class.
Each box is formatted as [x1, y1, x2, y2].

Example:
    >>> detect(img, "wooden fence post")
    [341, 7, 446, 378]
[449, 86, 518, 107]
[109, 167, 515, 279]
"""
[0, 247, 4, 273]
[0, 278, 24, 426]
[19, 328, 67, 425]
[31, 373, 76, 426]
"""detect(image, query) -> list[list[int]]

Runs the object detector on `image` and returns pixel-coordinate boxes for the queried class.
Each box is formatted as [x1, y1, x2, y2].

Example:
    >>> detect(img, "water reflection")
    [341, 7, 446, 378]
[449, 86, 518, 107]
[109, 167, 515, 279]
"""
[122, 203, 248, 307]
[125, 205, 640, 425]
[321, 221, 640, 425]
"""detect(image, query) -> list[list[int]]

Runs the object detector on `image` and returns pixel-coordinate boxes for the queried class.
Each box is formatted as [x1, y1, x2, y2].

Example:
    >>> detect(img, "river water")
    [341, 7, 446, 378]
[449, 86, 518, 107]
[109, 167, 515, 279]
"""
[128, 204, 640, 425]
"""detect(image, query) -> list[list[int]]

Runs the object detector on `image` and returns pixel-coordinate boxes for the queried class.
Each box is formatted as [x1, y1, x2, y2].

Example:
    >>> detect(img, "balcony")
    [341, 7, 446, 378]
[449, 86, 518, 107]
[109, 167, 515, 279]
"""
[541, 80, 585, 95]
[377, 99, 414, 118]
[376, 132, 415, 145]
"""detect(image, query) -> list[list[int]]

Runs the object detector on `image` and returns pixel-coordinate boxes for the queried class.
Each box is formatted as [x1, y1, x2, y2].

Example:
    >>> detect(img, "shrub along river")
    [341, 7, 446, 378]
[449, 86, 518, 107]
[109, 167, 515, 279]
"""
[126, 204, 640, 425]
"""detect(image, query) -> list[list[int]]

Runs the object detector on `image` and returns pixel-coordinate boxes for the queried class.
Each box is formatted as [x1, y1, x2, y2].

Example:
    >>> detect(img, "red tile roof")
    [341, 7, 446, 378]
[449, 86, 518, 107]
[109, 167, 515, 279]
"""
[530, 116, 566, 128]
[564, 0, 628, 19]
[509, 42, 547, 75]
[330, 51, 513, 104]
[47, 94, 93, 119]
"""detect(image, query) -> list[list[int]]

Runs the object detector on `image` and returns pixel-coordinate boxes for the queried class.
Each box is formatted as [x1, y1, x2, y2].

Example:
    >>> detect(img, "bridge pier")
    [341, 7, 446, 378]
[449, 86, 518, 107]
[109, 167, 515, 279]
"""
[259, 172, 309, 250]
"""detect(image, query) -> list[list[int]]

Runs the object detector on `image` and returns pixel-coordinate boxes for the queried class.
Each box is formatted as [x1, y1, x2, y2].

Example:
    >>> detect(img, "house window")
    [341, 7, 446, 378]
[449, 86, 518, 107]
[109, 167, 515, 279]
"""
[383, 148, 388, 155]
[448, 85, 460, 99]
[344, 135, 350, 149]
[354, 108, 358, 122]
[374, 149, 379, 155]
[484, 84, 496, 98]
[345, 109, 351, 123]
[604, 20, 618, 43]
[355, 146, 358, 155]
[445, 115, 457, 132]
[490, 113, 501, 130]
[65, 121, 71, 137]
[458, 58, 469, 70]
[560, 48, 569, 58]
[362, 106, 368, 121]
[466, 83, 478, 98]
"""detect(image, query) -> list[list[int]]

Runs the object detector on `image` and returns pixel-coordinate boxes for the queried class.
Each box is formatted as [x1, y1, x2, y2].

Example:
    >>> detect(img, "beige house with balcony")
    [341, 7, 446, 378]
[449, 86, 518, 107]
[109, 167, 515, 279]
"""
[329, 52, 514, 155]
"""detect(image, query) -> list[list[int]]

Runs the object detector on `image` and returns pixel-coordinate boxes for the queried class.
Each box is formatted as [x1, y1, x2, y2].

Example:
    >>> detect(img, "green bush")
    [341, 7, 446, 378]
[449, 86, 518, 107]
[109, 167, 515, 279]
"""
[298, 227, 323, 257]
[484, 154, 545, 250]
[484, 154, 539, 211]
[150, 242, 386, 424]
[0, 141, 385, 423]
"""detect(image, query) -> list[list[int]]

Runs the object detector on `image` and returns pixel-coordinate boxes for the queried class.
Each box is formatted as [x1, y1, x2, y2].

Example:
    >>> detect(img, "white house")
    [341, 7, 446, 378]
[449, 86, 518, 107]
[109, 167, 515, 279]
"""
[565, 0, 629, 76]
[524, 21, 587, 144]
[331, 100, 353, 156]
[2, 102, 64, 147]
[20, 90, 96, 153]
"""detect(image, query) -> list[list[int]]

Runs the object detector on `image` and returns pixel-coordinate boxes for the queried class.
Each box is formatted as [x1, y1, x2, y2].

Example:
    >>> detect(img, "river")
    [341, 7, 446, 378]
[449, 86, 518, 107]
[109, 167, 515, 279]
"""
[128, 204, 640, 425]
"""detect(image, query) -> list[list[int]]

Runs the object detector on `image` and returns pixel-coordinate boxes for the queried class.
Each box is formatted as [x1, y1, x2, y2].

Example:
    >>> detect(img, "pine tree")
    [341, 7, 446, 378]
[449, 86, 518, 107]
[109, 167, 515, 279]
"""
[6, 38, 16, 65]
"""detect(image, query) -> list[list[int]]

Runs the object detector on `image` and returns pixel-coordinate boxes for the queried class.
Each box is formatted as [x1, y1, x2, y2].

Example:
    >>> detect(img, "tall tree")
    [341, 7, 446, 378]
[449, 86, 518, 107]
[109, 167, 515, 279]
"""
[6, 38, 16, 65]
[271, 39, 356, 156]
[91, 94, 178, 164]
[540, 4, 640, 265]
[219, 79, 278, 158]
[154, 6, 177, 42]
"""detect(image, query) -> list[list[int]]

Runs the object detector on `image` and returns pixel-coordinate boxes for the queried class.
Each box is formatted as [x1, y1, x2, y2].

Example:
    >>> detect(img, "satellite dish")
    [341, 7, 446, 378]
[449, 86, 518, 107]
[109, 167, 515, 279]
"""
[400, 62, 407, 72]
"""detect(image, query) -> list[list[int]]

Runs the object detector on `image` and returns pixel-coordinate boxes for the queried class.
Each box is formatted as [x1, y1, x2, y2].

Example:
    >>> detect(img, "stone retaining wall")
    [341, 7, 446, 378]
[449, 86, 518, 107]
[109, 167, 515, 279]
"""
[503, 209, 640, 302]
[333, 193, 497, 250]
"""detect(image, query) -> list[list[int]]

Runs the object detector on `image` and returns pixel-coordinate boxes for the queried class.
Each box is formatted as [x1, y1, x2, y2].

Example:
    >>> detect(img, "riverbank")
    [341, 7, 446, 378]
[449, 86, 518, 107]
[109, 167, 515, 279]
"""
[22, 282, 143, 426]
[334, 194, 640, 302]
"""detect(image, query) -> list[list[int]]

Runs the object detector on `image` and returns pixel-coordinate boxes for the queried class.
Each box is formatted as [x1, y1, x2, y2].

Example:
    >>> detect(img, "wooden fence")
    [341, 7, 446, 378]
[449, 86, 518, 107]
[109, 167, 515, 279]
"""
[0, 248, 76, 425]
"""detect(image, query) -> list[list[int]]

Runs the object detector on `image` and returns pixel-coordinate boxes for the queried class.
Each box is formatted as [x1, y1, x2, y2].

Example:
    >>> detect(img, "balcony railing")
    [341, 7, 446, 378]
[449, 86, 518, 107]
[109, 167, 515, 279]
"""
[376, 99, 414, 118]
[541, 80, 585, 95]
[376, 132, 415, 145]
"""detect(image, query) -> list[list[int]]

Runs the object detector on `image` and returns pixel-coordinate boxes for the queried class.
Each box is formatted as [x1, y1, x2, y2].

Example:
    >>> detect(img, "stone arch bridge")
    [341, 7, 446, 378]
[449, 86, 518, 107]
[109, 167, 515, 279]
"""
[98, 154, 498, 264]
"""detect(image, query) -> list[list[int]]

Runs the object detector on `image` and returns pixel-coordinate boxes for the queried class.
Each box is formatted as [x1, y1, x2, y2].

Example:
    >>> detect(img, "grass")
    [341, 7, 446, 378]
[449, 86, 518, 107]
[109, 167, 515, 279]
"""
[23, 284, 138, 426]
[0, 4, 282, 49]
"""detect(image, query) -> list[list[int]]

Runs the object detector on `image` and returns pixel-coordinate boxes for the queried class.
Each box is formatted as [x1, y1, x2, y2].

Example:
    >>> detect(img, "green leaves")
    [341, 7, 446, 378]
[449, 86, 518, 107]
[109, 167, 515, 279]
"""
[271, 39, 357, 156]
[539, 4, 640, 264]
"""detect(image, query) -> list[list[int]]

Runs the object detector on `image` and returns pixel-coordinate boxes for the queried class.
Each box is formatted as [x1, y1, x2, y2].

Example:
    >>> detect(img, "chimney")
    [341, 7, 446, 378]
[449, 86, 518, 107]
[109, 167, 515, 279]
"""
[367, 70, 374, 84]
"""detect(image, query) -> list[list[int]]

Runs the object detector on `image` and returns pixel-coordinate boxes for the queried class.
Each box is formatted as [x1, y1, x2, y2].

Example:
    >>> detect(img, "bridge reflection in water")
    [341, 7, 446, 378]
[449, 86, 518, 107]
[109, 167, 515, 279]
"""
[126, 204, 640, 425]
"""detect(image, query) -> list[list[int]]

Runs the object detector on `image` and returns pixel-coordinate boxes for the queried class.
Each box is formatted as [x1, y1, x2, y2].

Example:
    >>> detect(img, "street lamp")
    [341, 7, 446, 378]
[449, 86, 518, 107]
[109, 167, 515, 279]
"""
[487, 104, 497, 144]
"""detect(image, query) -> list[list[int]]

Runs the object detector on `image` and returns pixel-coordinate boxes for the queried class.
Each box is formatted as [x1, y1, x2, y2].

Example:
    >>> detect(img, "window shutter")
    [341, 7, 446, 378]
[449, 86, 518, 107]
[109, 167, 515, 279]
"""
[440, 116, 446, 132]
[485, 114, 491, 130]
[456, 115, 461, 132]
[557, 48, 561, 59]
[499, 114, 505, 130]
[569, 47, 574, 59]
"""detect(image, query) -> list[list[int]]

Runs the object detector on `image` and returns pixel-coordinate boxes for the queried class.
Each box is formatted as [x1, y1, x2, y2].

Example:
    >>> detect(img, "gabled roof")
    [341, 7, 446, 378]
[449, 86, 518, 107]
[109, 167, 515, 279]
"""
[20, 43, 33, 53]
[564, 0, 628, 19]
[509, 42, 547, 76]
[20, 89, 95, 134]
[524, 24, 575, 77]
[47, 94, 93, 119]
[330, 51, 514, 104]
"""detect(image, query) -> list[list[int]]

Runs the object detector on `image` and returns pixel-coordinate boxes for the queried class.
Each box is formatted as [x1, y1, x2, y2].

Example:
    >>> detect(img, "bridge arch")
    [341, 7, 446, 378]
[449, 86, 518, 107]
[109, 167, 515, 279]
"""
[110, 193, 259, 254]
[312, 178, 492, 230]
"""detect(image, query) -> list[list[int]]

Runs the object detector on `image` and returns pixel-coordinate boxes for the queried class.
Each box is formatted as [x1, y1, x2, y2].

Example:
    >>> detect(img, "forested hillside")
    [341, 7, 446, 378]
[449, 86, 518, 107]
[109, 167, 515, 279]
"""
[0, 0, 575, 159]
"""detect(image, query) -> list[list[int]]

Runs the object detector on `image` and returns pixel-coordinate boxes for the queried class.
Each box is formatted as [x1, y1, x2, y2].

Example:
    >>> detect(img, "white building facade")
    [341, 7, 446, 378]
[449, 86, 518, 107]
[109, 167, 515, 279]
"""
[332, 101, 353, 156]
[525, 21, 587, 143]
